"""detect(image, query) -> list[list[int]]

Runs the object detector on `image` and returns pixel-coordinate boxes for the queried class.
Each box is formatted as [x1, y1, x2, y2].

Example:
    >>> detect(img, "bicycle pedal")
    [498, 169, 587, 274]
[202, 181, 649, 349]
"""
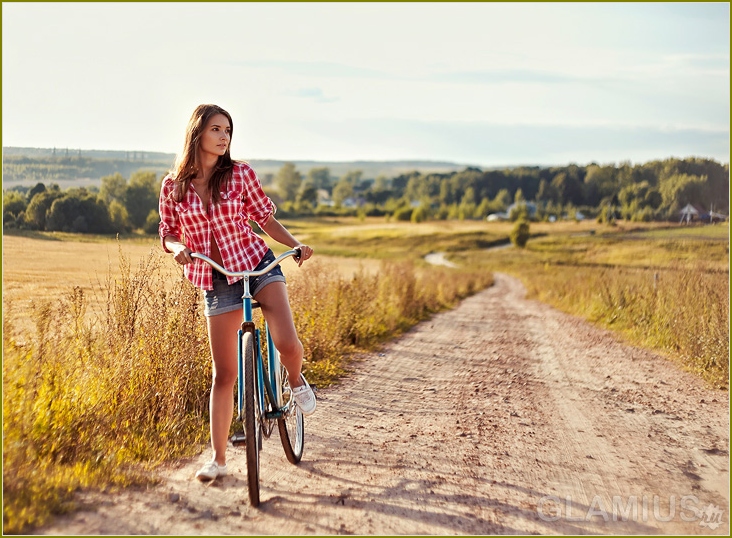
[230, 432, 247, 447]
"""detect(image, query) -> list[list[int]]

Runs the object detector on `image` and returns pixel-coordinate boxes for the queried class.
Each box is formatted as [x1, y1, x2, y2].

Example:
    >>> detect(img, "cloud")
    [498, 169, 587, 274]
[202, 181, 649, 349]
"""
[291, 88, 339, 104]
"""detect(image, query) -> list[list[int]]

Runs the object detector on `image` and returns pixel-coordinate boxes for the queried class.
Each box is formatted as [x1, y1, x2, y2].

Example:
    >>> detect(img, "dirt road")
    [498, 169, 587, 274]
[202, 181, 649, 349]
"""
[35, 273, 729, 535]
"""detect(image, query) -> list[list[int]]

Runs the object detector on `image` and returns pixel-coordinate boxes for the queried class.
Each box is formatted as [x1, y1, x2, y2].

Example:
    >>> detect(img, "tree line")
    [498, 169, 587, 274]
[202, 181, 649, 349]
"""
[2, 157, 728, 234]
[271, 156, 729, 223]
[3, 171, 160, 234]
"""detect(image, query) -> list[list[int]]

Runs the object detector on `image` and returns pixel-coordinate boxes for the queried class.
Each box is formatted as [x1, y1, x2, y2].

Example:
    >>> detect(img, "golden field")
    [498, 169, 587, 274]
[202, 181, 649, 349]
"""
[2, 218, 728, 533]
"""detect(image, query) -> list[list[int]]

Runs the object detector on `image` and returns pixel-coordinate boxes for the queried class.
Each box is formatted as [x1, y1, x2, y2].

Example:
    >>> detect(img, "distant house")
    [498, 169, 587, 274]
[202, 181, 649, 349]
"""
[708, 208, 729, 223]
[679, 204, 708, 223]
[317, 189, 334, 207]
[486, 213, 508, 222]
[507, 201, 538, 219]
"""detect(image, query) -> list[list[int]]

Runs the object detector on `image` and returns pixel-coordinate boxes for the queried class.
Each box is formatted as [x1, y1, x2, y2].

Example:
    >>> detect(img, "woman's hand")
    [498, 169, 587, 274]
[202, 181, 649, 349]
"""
[294, 244, 313, 267]
[168, 241, 193, 265]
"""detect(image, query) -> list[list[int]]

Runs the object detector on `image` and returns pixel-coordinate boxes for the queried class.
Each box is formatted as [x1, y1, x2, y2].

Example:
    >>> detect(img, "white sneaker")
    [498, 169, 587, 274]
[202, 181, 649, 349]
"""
[195, 461, 227, 482]
[292, 374, 316, 416]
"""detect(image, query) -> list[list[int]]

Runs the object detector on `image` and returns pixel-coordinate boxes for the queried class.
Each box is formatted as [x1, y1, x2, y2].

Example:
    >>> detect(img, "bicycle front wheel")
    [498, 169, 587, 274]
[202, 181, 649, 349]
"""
[242, 330, 260, 506]
[277, 365, 304, 464]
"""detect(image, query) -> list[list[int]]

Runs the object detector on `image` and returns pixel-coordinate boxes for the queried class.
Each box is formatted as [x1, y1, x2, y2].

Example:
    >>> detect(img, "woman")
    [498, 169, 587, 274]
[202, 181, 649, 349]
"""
[159, 104, 316, 482]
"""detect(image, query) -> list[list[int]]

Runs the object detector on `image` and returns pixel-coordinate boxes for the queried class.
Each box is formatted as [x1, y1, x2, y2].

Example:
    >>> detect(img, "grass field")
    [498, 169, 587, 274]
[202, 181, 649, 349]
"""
[2, 218, 728, 533]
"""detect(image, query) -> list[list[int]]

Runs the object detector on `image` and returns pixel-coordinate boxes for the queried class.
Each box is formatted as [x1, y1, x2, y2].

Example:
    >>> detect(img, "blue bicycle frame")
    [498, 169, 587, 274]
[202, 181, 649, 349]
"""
[191, 250, 300, 423]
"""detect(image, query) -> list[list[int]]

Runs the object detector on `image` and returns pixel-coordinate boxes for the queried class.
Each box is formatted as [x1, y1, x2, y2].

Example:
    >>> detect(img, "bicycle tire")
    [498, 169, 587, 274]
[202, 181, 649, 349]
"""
[242, 331, 260, 506]
[277, 364, 304, 464]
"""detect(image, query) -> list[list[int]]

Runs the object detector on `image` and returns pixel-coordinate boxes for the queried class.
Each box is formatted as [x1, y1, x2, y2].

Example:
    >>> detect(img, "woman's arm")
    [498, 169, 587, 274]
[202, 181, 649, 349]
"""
[164, 235, 193, 265]
[260, 214, 313, 266]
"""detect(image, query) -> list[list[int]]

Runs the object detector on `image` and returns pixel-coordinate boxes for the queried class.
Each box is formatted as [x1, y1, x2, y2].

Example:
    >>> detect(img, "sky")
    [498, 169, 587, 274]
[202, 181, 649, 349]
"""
[2, 2, 730, 167]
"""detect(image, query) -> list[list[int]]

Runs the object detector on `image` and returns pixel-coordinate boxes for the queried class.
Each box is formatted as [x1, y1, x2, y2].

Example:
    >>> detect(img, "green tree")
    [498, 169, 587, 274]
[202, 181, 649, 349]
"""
[297, 181, 319, 209]
[405, 175, 429, 202]
[493, 189, 512, 211]
[3, 191, 27, 219]
[438, 180, 454, 206]
[551, 172, 583, 206]
[275, 163, 302, 202]
[306, 167, 331, 191]
[459, 187, 477, 220]
[584, 165, 618, 207]
[475, 198, 492, 219]
[514, 188, 525, 203]
[143, 209, 160, 234]
[109, 200, 131, 233]
[46, 193, 114, 233]
[125, 171, 159, 229]
[25, 189, 63, 230]
[536, 179, 557, 203]
[340, 170, 363, 186]
[27, 182, 47, 201]
[393, 205, 413, 221]
[100, 172, 128, 204]
[411, 203, 430, 223]
[659, 173, 707, 218]
[332, 179, 354, 207]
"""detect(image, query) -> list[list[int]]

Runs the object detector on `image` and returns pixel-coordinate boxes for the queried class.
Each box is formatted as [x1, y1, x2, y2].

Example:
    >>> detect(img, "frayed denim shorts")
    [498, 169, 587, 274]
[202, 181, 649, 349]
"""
[203, 249, 286, 317]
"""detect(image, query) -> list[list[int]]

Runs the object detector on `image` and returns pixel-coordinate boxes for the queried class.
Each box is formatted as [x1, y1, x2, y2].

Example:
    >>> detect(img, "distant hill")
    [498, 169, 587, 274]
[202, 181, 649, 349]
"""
[2, 147, 469, 187]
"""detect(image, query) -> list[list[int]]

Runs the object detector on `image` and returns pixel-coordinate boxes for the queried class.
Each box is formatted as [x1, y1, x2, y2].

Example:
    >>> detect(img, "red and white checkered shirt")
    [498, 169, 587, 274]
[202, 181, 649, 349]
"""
[158, 161, 276, 290]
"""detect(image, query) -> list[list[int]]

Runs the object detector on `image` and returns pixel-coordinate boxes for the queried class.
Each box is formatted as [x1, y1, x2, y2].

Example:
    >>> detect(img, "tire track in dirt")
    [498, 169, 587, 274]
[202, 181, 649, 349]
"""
[34, 273, 729, 535]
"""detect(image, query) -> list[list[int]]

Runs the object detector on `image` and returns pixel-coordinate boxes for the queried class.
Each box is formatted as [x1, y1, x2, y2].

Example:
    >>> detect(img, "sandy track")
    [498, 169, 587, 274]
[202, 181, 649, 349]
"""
[35, 273, 729, 535]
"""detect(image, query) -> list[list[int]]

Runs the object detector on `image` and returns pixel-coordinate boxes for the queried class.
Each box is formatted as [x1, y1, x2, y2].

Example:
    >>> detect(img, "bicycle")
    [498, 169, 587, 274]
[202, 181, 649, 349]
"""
[191, 249, 305, 507]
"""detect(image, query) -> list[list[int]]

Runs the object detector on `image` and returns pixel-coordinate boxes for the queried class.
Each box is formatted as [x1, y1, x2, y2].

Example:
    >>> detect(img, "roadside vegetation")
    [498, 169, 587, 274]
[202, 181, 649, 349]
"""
[455, 222, 730, 388]
[2, 228, 493, 533]
[3, 218, 728, 533]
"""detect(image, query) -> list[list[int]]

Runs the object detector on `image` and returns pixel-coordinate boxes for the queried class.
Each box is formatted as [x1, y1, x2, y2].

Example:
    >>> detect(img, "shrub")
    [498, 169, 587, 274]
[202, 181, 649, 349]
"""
[143, 209, 160, 234]
[411, 204, 430, 223]
[393, 206, 413, 221]
[510, 219, 530, 248]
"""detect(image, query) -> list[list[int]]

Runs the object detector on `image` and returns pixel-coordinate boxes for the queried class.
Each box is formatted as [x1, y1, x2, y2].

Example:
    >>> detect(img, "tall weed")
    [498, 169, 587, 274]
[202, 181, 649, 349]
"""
[3, 248, 211, 533]
[522, 264, 729, 387]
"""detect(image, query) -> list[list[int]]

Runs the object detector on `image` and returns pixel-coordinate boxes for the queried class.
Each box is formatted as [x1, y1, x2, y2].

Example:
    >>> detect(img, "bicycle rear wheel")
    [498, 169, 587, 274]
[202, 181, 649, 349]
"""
[277, 364, 304, 463]
[242, 330, 260, 506]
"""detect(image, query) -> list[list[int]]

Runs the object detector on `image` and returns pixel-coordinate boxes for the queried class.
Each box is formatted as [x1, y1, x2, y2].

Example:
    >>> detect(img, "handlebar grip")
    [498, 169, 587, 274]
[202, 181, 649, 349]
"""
[294, 247, 302, 259]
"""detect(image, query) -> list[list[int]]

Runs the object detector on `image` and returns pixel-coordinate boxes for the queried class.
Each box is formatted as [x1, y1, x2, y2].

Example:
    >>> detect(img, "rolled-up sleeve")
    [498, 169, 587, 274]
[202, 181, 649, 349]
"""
[158, 176, 179, 253]
[241, 164, 276, 228]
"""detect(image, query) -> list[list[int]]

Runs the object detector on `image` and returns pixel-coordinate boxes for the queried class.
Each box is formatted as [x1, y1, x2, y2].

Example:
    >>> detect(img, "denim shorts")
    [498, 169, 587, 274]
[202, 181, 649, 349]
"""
[203, 249, 286, 317]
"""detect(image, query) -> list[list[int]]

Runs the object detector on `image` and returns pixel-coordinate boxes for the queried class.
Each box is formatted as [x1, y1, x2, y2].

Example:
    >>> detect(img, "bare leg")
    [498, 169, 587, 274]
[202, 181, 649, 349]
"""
[206, 309, 241, 465]
[255, 282, 305, 388]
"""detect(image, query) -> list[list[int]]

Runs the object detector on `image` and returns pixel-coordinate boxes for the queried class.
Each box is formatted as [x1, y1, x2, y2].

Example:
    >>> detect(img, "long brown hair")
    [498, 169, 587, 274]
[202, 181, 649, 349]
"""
[171, 104, 235, 203]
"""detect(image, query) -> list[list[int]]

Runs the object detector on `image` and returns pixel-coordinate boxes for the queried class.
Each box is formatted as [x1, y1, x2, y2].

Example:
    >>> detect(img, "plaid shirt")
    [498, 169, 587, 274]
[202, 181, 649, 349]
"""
[158, 161, 275, 290]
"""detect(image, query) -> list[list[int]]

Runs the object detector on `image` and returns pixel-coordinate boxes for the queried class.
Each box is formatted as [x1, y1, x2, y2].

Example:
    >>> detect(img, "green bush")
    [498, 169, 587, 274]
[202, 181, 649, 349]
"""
[411, 204, 430, 223]
[393, 206, 413, 221]
[510, 219, 530, 248]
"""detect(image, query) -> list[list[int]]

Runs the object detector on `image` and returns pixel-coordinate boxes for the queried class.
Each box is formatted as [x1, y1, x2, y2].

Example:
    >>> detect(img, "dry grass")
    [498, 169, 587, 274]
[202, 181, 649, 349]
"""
[469, 223, 730, 388]
[3, 219, 727, 532]
[2, 228, 494, 533]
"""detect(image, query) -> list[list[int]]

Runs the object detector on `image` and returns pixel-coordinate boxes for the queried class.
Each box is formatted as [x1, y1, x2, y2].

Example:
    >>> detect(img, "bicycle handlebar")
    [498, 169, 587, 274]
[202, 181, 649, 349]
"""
[191, 248, 302, 278]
